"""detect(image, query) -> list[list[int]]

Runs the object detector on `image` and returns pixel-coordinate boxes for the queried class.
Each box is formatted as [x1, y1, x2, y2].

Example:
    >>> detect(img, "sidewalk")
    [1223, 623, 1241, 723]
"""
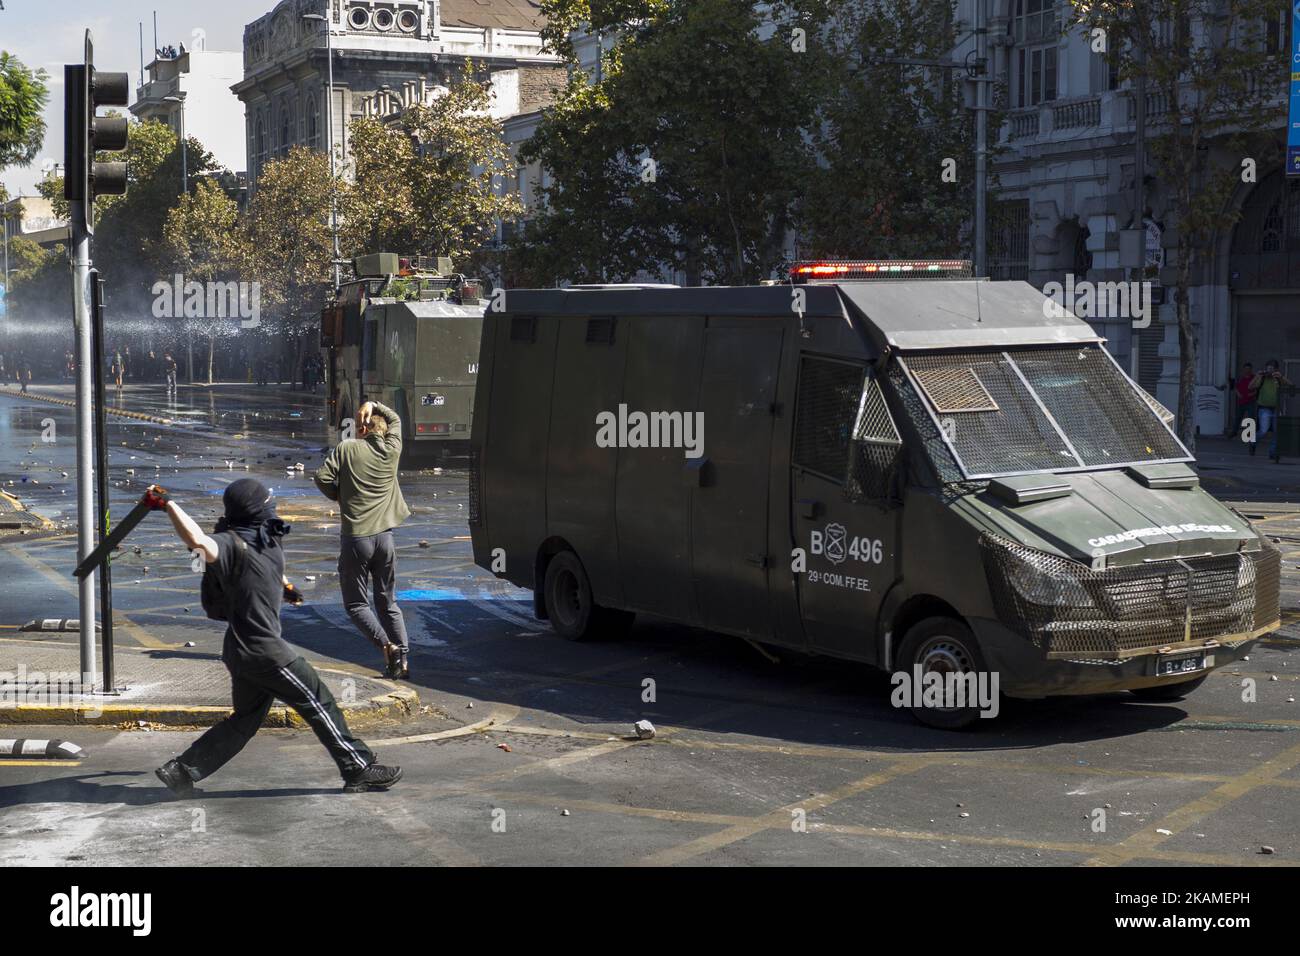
[0, 638, 417, 729]
[1194, 435, 1300, 507]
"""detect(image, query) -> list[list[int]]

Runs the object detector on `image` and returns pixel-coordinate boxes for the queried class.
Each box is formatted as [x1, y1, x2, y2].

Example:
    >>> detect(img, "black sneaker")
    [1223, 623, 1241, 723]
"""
[394, 647, 410, 680]
[155, 759, 196, 798]
[382, 646, 403, 680]
[343, 764, 403, 793]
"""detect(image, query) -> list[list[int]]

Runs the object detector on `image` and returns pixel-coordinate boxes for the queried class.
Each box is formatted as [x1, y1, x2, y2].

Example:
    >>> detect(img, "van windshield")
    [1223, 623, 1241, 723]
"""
[897, 345, 1190, 480]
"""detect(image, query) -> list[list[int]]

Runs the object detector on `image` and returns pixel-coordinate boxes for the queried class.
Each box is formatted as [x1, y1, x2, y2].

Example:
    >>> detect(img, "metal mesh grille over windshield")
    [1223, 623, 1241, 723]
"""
[1011, 348, 1186, 466]
[900, 347, 1189, 479]
[902, 351, 1075, 476]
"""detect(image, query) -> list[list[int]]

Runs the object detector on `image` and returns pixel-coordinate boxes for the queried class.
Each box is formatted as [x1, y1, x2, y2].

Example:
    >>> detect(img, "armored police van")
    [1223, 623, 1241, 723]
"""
[321, 253, 484, 461]
[468, 262, 1281, 727]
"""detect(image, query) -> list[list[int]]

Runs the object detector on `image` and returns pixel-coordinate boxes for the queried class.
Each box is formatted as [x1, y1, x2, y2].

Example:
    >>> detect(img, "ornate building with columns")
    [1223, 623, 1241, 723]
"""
[232, 0, 564, 187]
[953, 0, 1296, 436]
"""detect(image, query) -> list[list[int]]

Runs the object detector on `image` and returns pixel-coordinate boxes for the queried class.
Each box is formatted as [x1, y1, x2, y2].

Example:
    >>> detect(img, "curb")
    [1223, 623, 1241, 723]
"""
[0, 389, 174, 426]
[0, 687, 419, 729]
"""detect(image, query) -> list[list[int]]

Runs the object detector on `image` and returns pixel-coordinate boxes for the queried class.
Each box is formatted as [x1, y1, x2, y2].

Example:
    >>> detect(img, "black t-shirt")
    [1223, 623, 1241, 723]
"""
[214, 533, 297, 671]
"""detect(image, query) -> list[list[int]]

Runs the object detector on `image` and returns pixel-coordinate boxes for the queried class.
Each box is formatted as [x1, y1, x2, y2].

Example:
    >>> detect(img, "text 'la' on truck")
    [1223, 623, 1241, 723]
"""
[467, 261, 1281, 728]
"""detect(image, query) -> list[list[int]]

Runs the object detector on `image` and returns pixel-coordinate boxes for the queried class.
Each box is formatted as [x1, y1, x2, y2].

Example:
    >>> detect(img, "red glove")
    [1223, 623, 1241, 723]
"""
[142, 485, 171, 511]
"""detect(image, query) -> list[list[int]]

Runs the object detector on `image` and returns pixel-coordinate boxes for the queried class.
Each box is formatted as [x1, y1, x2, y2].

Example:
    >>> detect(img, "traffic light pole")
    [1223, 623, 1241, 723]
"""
[71, 202, 97, 689]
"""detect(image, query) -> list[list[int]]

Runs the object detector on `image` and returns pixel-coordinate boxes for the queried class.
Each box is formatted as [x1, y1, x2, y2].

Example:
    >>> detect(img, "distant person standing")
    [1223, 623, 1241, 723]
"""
[111, 347, 124, 390]
[163, 352, 178, 396]
[19, 353, 31, 393]
[313, 400, 412, 679]
[123, 346, 133, 382]
[1251, 360, 1293, 463]
[1235, 362, 1257, 438]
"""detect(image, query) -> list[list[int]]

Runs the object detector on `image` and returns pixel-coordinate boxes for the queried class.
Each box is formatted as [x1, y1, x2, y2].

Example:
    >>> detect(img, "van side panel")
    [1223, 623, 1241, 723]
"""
[482, 313, 559, 590]
[615, 315, 705, 623]
[546, 315, 628, 605]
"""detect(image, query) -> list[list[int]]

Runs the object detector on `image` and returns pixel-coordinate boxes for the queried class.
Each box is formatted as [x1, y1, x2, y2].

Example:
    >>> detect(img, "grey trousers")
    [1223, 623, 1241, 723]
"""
[338, 530, 409, 652]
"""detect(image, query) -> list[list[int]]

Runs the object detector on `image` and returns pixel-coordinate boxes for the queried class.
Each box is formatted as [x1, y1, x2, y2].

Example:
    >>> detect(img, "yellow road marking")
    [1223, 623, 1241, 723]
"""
[1083, 739, 1300, 866]
[0, 760, 83, 767]
[638, 757, 931, 866]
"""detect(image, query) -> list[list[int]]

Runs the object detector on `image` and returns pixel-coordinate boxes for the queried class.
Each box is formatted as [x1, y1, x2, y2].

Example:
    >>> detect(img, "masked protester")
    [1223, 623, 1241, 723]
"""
[151, 479, 401, 796]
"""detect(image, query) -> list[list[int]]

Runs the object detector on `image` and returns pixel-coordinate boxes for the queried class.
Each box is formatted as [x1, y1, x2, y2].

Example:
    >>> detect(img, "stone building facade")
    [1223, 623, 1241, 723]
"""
[952, 0, 1297, 435]
[232, 0, 563, 187]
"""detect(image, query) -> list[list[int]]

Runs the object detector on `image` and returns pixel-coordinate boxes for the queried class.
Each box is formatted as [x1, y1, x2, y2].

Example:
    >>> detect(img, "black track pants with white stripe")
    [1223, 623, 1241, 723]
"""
[178, 656, 374, 781]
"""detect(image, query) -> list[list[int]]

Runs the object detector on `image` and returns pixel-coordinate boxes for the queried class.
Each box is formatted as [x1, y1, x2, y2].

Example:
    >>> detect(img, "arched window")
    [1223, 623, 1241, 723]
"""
[306, 94, 320, 148]
[1233, 173, 1300, 255]
[279, 100, 292, 155]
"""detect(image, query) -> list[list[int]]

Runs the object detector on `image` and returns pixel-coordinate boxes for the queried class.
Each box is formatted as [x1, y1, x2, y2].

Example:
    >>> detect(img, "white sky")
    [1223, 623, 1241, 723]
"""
[2, 0, 279, 197]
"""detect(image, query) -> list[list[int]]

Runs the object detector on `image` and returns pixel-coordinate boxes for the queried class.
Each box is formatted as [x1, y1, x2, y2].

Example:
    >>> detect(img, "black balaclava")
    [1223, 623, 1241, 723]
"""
[216, 477, 291, 548]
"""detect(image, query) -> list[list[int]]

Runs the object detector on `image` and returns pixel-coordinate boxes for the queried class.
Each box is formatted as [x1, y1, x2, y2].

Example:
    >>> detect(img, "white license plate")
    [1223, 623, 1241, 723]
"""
[1157, 653, 1210, 677]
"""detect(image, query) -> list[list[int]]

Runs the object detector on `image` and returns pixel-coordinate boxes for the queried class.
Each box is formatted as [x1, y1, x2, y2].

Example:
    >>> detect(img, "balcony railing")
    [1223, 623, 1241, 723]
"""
[1052, 96, 1100, 130]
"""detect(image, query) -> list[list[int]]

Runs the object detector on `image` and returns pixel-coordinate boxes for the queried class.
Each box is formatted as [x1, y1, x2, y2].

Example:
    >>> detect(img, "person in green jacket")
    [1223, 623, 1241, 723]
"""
[314, 400, 413, 678]
[1250, 360, 1293, 463]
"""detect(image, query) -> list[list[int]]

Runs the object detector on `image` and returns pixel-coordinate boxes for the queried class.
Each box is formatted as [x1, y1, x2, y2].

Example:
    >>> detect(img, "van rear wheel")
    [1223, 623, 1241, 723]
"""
[1130, 675, 1207, 701]
[896, 617, 992, 730]
[542, 551, 633, 641]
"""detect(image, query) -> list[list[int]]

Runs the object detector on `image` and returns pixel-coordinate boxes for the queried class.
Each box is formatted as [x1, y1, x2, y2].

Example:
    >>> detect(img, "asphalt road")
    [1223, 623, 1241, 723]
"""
[2, 383, 1298, 866]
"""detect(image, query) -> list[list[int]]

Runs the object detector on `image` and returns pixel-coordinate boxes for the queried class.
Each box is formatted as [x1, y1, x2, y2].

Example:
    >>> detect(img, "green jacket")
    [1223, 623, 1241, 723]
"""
[314, 402, 411, 537]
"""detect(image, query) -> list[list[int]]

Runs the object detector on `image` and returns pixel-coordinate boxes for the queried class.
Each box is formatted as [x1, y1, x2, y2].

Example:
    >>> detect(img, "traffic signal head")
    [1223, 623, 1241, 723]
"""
[64, 31, 130, 233]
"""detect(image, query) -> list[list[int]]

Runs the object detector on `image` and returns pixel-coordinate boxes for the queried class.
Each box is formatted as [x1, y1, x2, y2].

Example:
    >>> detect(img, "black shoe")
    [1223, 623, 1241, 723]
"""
[382, 645, 403, 679]
[155, 759, 196, 798]
[343, 764, 402, 793]
[394, 647, 410, 680]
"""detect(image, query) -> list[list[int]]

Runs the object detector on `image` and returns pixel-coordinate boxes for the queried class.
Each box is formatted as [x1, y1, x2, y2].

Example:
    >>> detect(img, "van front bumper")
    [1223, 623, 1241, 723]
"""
[968, 617, 1274, 699]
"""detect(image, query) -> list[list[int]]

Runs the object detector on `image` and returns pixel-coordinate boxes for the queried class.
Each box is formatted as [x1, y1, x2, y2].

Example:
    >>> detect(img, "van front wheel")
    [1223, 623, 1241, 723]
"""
[542, 551, 633, 641]
[895, 617, 992, 730]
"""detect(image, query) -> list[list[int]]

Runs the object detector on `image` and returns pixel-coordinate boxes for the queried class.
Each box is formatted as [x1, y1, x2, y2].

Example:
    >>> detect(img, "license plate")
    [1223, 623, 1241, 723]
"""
[1157, 653, 1209, 677]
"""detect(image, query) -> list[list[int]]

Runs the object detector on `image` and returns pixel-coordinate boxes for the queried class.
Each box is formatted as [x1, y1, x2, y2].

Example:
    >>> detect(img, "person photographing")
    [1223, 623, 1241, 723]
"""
[315, 400, 412, 679]
[1250, 360, 1293, 463]
[150, 479, 401, 796]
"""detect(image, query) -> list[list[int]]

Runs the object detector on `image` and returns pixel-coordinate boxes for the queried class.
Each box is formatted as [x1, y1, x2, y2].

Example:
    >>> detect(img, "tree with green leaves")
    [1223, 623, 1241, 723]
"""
[801, 0, 980, 260]
[161, 178, 254, 384]
[0, 51, 49, 169]
[511, 0, 975, 285]
[511, 0, 831, 286]
[343, 66, 523, 264]
[246, 145, 340, 379]
[1067, 1, 1283, 449]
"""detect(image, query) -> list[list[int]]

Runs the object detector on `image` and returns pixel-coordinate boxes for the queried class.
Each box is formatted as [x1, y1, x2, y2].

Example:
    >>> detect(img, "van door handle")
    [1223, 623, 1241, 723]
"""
[798, 498, 822, 519]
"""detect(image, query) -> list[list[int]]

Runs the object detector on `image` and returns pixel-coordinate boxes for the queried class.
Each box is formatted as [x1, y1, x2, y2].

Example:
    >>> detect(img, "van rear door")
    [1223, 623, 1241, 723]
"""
[690, 320, 785, 639]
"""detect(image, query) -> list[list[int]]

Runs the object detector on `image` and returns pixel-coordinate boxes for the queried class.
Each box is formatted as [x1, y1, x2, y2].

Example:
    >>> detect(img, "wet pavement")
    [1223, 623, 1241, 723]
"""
[0, 382, 1298, 866]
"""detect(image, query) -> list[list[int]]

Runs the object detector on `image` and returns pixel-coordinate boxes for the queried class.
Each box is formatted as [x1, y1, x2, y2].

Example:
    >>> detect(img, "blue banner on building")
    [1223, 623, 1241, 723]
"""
[1289, 2, 1300, 174]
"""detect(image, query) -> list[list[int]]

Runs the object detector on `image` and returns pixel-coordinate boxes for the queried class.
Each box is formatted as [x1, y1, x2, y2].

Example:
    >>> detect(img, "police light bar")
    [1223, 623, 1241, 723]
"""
[790, 259, 973, 283]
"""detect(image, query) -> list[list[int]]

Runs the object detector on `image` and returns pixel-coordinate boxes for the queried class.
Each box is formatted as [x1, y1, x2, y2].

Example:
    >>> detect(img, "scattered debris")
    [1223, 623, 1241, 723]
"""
[1260, 845, 1276, 855]
[184, 641, 196, 647]
[497, 743, 512, 753]
[418, 540, 430, 548]
[634, 719, 656, 739]
[1156, 828, 1173, 836]
[560, 809, 570, 816]
[958, 812, 970, 818]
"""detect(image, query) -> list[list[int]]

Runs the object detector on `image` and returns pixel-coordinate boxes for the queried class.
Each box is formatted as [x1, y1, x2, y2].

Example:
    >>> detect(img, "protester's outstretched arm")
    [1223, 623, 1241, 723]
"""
[150, 488, 219, 564]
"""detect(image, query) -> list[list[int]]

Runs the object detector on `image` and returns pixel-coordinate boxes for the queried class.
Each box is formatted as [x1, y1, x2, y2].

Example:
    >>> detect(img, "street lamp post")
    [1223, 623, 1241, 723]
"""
[303, 11, 340, 293]
[163, 93, 188, 194]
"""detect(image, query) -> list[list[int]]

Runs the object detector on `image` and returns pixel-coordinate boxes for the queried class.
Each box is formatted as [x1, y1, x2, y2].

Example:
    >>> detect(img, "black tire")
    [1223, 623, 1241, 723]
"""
[541, 551, 634, 641]
[1130, 674, 1208, 701]
[895, 617, 994, 730]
